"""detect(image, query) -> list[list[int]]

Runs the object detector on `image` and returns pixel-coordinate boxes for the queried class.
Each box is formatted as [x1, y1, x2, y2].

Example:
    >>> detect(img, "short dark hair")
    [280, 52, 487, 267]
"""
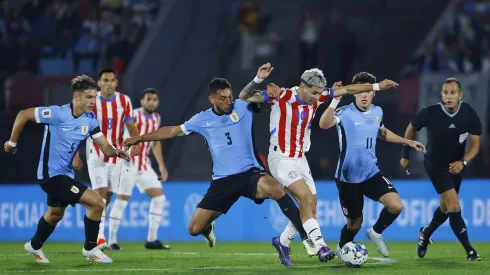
[442, 77, 462, 91]
[208, 77, 231, 95]
[97, 68, 117, 80]
[141, 87, 159, 99]
[71, 75, 98, 92]
[352, 72, 376, 84]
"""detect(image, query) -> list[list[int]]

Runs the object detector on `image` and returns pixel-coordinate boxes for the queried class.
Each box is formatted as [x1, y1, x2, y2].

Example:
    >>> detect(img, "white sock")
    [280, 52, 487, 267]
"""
[280, 221, 299, 247]
[108, 199, 128, 245]
[148, 195, 166, 242]
[97, 198, 107, 241]
[370, 227, 382, 238]
[303, 218, 327, 247]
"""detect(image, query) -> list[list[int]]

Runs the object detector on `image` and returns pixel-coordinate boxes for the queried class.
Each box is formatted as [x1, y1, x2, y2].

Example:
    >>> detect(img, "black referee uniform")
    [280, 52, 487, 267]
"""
[411, 101, 482, 194]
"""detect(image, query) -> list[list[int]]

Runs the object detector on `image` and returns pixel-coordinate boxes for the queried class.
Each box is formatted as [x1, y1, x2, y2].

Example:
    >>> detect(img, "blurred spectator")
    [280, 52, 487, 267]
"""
[300, 11, 318, 72]
[238, 0, 259, 70]
[12, 33, 39, 74]
[73, 27, 99, 72]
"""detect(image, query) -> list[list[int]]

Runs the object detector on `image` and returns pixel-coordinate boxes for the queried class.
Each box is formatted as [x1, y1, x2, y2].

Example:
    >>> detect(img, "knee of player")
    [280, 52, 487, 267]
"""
[188, 223, 202, 236]
[347, 217, 363, 232]
[92, 198, 106, 213]
[446, 201, 461, 212]
[270, 183, 286, 200]
[389, 200, 404, 214]
[46, 212, 64, 223]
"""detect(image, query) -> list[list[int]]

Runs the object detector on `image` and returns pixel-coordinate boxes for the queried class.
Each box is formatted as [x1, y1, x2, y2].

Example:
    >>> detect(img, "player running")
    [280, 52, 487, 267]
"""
[318, 72, 425, 258]
[108, 88, 171, 250]
[74, 68, 141, 249]
[239, 64, 399, 265]
[124, 77, 308, 267]
[401, 77, 482, 261]
[4, 75, 130, 264]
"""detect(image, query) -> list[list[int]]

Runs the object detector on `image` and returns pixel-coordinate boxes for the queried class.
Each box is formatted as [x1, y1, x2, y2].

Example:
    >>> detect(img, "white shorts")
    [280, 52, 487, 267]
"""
[268, 147, 317, 195]
[117, 160, 162, 196]
[86, 153, 122, 193]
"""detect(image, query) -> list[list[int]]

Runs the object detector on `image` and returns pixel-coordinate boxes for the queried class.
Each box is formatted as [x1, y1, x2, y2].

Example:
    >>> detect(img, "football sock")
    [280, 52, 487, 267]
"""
[448, 211, 473, 254]
[339, 224, 357, 248]
[30, 216, 56, 250]
[373, 207, 400, 234]
[276, 194, 308, 240]
[97, 198, 107, 241]
[84, 215, 101, 250]
[148, 195, 166, 242]
[279, 221, 299, 247]
[108, 199, 128, 245]
[424, 207, 448, 237]
[303, 218, 327, 247]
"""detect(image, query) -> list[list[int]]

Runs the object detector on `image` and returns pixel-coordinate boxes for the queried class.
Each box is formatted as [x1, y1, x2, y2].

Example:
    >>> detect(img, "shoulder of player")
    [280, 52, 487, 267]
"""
[372, 104, 383, 114]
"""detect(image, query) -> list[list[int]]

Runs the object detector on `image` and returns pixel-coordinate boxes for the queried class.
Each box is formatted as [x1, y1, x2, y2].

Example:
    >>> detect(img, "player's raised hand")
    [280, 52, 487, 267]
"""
[3, 141, 17, 154]
[267, 83, 281, 99]
[257, 63, 273, 80]
[115, 148, 131, 161]
[332, 81, 343, 100]
[124, 136, 142, 147]
[408, 140, 426, 153]
[379, 80, 399, 90]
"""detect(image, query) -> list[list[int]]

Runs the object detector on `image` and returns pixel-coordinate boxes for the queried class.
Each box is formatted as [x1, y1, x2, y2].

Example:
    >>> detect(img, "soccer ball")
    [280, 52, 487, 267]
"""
[339, 241, 368, 268]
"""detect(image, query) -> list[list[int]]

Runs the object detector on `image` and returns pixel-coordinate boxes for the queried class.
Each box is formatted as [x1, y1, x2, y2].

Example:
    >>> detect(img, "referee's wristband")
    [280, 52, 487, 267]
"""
[401, 144, 410, 159]
[7, 140, 17, 147]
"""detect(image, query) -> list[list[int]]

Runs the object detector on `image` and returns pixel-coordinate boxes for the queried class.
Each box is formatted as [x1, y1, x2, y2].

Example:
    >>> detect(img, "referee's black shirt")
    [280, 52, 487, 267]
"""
[411, 102, 482, 166]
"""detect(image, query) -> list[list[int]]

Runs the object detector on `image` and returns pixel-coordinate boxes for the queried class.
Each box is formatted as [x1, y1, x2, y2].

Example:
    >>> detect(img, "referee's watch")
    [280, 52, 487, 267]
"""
[462, 159, 468, 167]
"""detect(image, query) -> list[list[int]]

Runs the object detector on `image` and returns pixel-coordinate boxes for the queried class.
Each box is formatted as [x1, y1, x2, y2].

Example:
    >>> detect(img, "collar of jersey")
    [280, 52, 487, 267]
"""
[99, 94, 117, 102]
[70, 103, 83, 119]
[353, 101, 371, 113]
[439, 101, 462, 117]
[211, 107, 226, 116]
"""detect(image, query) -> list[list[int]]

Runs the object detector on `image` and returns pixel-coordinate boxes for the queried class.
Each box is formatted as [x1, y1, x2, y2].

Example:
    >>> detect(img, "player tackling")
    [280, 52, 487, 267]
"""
[318, 72, 425, 258]
[124, 77, 309, 267]
[4, 75, 130, 264]
[239, 63, 399, 265]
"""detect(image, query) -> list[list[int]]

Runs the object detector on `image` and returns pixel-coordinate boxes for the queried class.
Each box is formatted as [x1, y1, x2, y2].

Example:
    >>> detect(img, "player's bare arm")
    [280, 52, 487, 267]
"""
[125, 120, 141, 155]
[72, 151, 83, 171]
[378, 126, 426, 152]
[319, 82, 343, 129]
[124, 125, 185, 147]
[239, 63, 274, 103]
[151, 140, 168, 182]
[449, 134, 480, 175]
[400, 123, 417, 169]
[93, 135, 130, 161]
[332, 79, 399, 97]
[4, 108, 37, 153]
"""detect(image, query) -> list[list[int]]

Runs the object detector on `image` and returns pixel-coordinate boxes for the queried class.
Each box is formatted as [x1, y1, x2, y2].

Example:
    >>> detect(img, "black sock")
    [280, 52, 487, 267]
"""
[448, 211, 473, 254]
[30, 216, 56, 250]
[84, 215, 100, 250]
[339, 224, 357, 248]
[373, 207, 400, 234]
[202, 224, 212, 236]
[276, 194, 308, 240]
[424, 207, 448, 237]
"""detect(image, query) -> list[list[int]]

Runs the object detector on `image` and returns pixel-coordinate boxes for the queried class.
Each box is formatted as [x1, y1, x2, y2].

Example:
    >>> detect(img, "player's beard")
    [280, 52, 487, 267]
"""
[143, 107, 154, 114]
[217, 104, 233, 114]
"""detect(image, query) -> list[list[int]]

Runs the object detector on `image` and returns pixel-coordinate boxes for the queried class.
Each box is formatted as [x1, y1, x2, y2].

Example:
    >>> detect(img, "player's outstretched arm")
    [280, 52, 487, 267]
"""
[332, 80, 399, 97]
[319, 82, 343, 129]
[378, 126, 426, 152]
[124, 125, 185, 147]
[4, 108, 36, 153]
[93, 135, 130, 161]
[400, 123, 417, 170]
[239, 63, 274, 103]
[125, 120, 141, 155]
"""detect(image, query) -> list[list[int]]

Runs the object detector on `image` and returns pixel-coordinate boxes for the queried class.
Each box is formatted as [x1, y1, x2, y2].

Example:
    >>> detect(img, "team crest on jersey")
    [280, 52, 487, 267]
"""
[81, 125, 89, 135]
[334, 108, 343, 115]
[376, 117, 381, 126]
[229, 112, 240, 122]
[70, 185, 79, 194]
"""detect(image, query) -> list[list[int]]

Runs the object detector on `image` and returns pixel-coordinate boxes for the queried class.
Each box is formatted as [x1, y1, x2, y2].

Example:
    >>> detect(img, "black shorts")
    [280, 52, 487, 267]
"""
[40, 175, 88, 207]
[336, 173, 398, 219]
[197, 168, 266, 214]
[424, 160, 463, 194]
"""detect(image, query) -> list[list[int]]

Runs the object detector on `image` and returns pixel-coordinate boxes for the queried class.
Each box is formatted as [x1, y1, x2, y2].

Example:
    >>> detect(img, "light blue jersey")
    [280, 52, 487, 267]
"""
[334, 103, 384, 183]
[36, 104, 102, 180]
[181, 99, 264, 179]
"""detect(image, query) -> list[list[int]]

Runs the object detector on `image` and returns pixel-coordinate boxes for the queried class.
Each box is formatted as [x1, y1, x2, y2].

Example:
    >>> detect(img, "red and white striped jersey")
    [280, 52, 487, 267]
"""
[268, 86, 334, 158]
[88, 91, 134, 163]
[131, 108, 161, 171]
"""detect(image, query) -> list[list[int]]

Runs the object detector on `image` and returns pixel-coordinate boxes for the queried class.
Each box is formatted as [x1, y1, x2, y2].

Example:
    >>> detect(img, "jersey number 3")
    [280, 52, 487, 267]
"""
[225, 132, 232, 145]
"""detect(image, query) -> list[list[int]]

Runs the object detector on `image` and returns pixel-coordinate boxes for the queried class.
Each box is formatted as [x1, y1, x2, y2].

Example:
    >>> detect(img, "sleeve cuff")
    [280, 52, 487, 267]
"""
[333, 116, 340, 125]
[180, 124, 191, 135]
[123, 117, 135, 123]
[91, 132, 103, 139]
[34, 107, 41, 123]
[262, 90, 268, 103]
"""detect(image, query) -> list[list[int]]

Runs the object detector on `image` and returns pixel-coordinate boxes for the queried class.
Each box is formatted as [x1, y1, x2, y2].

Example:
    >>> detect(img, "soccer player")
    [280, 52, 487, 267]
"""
[74, 68, 141, 249]
[124, 77, 308, 268]
[239, 64, 399, 265]
[318, 72, 426, 258]
[400, 77, 482, 261]
[108, 88, 170, 250]
[3, 75, 130, 264]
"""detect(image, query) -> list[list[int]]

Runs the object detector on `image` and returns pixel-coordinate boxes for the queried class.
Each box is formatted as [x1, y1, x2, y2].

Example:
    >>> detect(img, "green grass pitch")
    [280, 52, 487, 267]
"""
[0, 241, 488, 274]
